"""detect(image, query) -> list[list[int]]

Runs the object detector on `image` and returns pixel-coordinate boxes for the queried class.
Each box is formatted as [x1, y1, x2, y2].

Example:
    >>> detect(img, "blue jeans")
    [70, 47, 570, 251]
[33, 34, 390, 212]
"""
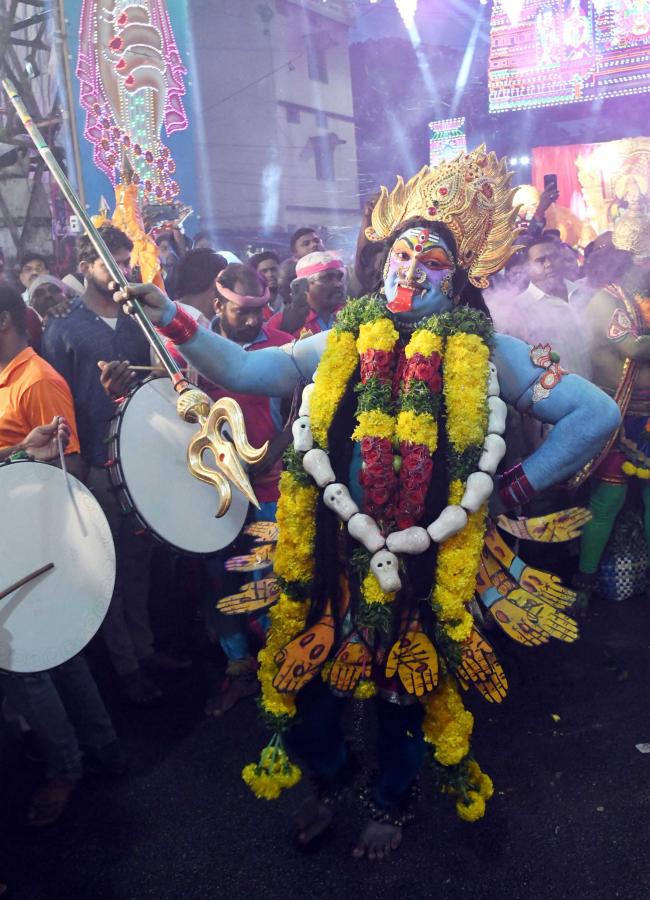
[203, 502, 276, 662]
[0, 653, 117, 782]
[285, 678, 427, 810]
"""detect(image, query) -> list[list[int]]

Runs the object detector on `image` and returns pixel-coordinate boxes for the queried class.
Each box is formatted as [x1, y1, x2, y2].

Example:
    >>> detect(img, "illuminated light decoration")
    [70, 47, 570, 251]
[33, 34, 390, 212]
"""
[429, 117, 467, 167]
[501, 0, 524, 24]
[488, 0, 650, 114]
[395, 0, 418, 29]
[77, 0, 188, 202]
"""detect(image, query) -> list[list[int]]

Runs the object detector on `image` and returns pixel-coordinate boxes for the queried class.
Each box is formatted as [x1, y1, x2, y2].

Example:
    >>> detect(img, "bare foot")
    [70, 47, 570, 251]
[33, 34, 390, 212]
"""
[352, 819, 402, 860]
[294, 796, 334, 846]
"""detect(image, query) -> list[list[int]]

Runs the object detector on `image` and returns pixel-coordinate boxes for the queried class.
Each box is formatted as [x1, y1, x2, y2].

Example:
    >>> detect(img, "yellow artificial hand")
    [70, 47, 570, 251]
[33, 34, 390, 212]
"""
[272, 614, 335, 693]
[385, 631, 439, 697]
[496, 507, 592, 543]
[216, 578, 280, 615]
[517, 566, 575, 609]
[328, 637, 371, 693]
[243, 521, 279, 544]
[457, 628, 508, 703]
[225, 542, 275, 573]
[491, 589, 579, 645]
[481, 533, 575, 608]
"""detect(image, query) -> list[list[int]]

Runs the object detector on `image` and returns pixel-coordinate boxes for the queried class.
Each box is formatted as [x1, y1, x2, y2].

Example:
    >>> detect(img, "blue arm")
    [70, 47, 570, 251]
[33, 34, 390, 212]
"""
[172, 326, 328, 399]
[493, 333, 621, 490]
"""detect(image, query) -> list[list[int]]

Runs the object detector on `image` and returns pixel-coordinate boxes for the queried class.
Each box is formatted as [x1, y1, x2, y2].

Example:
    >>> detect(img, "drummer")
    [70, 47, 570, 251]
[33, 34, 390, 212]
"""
[0, 282, 124, 827]
[41, 225, 189, 704]
[0, 283, 80, 470]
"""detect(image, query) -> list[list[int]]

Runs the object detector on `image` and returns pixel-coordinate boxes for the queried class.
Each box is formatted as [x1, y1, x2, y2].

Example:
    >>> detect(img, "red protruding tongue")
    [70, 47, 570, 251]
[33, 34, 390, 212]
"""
[386, 284, 415, 313]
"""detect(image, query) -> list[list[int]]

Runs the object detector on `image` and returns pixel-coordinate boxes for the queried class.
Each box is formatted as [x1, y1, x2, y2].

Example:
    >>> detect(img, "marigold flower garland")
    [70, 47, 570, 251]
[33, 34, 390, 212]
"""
[425, 307, 494, 820]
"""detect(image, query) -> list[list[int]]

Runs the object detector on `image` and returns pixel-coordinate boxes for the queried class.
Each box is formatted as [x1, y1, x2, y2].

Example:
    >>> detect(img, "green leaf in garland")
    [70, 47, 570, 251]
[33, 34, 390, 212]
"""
[256, 701, 294, 734]
[402, 379, 439, 417]
[334, 295, 387, 334]
[447, 446, 483, 483]
[276, 576, 313, 602]
[355, 376, 393, 413]
[283, 446, 312, 485]
[350, 547, 371, 580]
[356, 599, 393, 634]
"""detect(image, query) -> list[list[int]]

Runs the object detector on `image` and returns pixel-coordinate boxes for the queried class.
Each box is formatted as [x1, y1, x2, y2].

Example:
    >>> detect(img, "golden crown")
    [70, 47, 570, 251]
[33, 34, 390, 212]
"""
[612, 181, 650, 260]
[366, 146, 520, 288]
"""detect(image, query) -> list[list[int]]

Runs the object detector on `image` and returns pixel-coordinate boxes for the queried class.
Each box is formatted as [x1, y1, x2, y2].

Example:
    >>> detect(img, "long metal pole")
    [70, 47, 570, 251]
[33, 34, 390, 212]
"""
[2, 77, 190, 394]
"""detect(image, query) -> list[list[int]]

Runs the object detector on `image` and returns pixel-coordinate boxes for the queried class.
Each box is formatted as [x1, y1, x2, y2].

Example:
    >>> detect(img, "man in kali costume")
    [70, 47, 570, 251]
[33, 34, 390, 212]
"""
[119, 149, 619, 858]
[575, 192, 650, 604]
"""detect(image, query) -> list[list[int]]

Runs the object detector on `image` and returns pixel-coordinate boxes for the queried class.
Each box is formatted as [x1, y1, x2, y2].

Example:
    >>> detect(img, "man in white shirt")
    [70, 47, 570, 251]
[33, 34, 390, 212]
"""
[488, 234, 592, 380]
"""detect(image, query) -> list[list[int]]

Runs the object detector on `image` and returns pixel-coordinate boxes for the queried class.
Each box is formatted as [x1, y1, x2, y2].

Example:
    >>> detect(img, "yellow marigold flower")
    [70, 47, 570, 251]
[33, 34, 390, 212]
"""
[396, 410, 438, 452]
[242, 764, 283, 800]
[456, 790, 486, 822]
[638, 468, 650, 480]
[357, 318, 399, 354]
[354, 679, 378, 700]
[405, 330, 443, 358]
[274, 473, 318, 583]
[422, 676, 474, 766]
[352, 409, 395, 441]
[362, 572, 395, 605]
[444, 333, 489, 452]
[310, 330, 358, 447]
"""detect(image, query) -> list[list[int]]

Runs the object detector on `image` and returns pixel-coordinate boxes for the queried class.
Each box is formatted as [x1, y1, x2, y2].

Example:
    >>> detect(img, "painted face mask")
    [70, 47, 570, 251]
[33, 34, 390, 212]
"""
[383, 226, 456, 320]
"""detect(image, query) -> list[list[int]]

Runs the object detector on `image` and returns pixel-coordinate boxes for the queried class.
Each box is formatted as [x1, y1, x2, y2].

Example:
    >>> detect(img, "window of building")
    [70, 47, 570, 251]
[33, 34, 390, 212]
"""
[307, 40, 328, 83]
[310, 133, 344, 182]
[286, 105, 300, 124]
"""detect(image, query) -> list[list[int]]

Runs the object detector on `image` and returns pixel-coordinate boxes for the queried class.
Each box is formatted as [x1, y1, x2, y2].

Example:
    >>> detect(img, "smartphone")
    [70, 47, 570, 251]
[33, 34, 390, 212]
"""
[543, 173, 558, 193]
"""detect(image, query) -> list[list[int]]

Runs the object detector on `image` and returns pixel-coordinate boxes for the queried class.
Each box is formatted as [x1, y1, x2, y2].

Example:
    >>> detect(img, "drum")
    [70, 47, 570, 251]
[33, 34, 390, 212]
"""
[0, 460, 115, 673]
[106, 377, 249, 555]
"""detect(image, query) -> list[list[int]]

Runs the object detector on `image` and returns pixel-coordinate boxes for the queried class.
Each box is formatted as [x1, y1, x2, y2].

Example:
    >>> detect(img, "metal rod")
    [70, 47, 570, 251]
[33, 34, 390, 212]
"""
[1, 77, 190, 394]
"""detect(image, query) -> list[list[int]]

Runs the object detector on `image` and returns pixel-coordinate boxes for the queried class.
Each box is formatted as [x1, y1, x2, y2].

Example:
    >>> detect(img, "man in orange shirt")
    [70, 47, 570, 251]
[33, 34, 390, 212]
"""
[0, 283, 81, 471]
[0, 283, 123, 827]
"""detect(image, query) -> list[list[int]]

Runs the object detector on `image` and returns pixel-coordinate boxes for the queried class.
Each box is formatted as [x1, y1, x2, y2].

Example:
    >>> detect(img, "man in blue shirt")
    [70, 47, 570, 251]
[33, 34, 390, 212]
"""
[42, 225, 165, 704]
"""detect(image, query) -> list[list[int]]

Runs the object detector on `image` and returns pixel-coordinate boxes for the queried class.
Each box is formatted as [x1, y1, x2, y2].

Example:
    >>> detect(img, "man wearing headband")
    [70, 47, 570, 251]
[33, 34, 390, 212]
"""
[191, 263, 294, 717]
[268, 250, 346, 339]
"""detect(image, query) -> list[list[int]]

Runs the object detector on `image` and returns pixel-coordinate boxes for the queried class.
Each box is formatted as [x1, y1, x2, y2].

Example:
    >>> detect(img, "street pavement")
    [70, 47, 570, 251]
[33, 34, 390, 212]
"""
[1, 591, 649, 900]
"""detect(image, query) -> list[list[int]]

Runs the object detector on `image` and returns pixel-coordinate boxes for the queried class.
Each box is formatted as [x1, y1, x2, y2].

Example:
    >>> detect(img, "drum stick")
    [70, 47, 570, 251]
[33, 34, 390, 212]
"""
[128, 365, 189, 372]
[1, 78, 190, 397]
[0, 563, 55, 602]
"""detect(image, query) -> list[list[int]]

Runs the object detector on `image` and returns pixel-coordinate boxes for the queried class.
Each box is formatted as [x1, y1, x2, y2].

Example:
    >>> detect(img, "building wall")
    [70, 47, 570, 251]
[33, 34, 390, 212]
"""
[187, 0, 360, 238]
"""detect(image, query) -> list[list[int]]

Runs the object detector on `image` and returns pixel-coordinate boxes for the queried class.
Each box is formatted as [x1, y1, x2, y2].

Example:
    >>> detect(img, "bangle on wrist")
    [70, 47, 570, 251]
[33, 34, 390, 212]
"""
[498, 463, 536, 509]
[156, 302, 198, 345]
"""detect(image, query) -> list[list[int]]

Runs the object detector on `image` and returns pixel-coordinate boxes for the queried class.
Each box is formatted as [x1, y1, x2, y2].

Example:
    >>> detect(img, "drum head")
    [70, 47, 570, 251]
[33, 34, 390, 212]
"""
[0, 461, 115, 673]
[115, 378, 249, 555]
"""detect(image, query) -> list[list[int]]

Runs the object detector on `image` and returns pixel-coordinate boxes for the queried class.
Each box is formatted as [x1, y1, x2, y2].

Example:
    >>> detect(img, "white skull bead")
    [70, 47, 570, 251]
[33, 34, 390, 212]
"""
[478, 433, 507, 475]
[323, 483, 359, 522]
[461, 471, 494, 513]
[386, 526, 431, 555]
[299, 383, 315, 417]
[292, 416, 313, 453]
[302, 449, 335, 488]
[487, 395, 507, 435]
[487, 361, 500, 397]
[427, 505, 468, 542]
[347, 513, 386, 553]
[370, 549, 402, 593]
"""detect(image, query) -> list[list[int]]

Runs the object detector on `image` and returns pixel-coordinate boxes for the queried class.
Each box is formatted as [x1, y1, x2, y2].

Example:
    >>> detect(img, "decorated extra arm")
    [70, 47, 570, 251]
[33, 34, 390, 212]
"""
[114, 282, 326, 398]
[492, 333, 621, 496]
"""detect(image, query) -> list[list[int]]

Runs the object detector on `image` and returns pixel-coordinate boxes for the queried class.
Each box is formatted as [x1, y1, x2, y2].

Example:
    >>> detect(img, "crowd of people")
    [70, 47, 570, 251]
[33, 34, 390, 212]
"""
[0, 163, 648, 868]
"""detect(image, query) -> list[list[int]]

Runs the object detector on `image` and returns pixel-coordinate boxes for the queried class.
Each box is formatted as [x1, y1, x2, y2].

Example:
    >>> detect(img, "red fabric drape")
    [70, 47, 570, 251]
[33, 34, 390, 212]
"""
[532, 143, 596, 216]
